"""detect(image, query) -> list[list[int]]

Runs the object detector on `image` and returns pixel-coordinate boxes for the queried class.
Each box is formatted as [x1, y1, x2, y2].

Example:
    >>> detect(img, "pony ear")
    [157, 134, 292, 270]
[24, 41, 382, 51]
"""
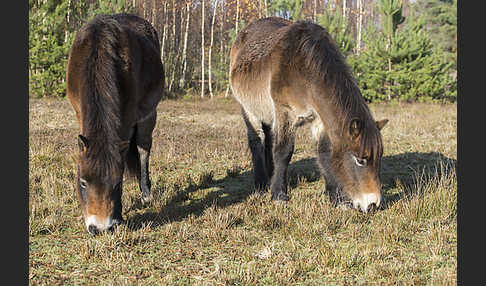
[77, 135, 88, 151]
[349, 118, 362, 139]
[376, 119, 389, 131]
[119, 140, 130, 153]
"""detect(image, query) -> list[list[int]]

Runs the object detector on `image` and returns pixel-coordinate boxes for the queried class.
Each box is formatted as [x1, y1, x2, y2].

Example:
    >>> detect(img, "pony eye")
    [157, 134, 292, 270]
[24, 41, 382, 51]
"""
[79, 178, 88, 189]
[354, 156, 367, 167]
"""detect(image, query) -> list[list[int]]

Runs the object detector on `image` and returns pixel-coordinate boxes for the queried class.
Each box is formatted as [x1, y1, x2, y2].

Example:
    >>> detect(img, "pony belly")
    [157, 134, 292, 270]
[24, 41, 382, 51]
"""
[232, 79, 275, 126]
[243, 95, 274, 126]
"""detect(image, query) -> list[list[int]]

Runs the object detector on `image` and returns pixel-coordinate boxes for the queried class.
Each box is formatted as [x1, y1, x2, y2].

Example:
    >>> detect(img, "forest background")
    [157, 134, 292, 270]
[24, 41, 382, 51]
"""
[28, 0, 457, 102]
[28, 2, 458, 283]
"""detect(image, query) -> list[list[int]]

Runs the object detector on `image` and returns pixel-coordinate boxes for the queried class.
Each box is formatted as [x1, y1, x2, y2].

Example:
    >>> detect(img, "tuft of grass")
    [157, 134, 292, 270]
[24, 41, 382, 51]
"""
[29, 98, 456, 285]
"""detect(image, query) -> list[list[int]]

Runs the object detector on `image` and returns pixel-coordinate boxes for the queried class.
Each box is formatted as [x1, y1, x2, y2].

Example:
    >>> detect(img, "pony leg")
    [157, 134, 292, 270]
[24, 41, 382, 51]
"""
[242, 109, 270, 192]
[113, 181, 124, 223]
[270, 110, 295, 201]
[136, 112, 157, 204]
[262, 123, 274, 180]
[316, 132, 339, 203]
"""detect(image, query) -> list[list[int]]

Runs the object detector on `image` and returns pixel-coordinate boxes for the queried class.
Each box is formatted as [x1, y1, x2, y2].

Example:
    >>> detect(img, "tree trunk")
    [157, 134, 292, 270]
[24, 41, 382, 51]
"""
[343, 0, 346, 19]
[180, 4, 184, 46]
[387, 57, 392, 100]
[342, 0, 347, 35]
[370, 0, 375, 26]
[64, 0, 71, 43]
[172, 0, 177, 47]
[169, 0, 177, 91]
[208, 0, 219, 98]
[235, 0, 240, 34]
[201, 0, 205, 98]
[180, 2, 190, 89]
[220, 0, 225, 70]
[356, 0, 363, 54]
[387, 38, 392, 100]
[161, 2, 168, 92]
[161, 2, 168, 60]
[142, 0, 146, 19]
[221, 0, 229, 97]
[151, 0, 154, 26]
[258, 0, 262, 18]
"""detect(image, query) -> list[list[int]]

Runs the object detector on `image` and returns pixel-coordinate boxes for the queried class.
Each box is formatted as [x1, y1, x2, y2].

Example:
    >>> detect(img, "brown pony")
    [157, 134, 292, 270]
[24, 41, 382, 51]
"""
[66, 14, 165, 234]
[229, 17, 388, 212]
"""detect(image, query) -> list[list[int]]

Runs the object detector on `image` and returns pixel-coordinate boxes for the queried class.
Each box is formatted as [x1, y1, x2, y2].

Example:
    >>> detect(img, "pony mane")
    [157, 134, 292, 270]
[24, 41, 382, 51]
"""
[289, 20, 384, 162]
[77, 15, 125, 179]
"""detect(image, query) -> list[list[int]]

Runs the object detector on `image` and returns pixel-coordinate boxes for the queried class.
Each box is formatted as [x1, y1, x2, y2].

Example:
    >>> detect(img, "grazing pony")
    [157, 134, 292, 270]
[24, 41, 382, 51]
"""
[229, 17, 388, 212]
[66, 14, 165, 234]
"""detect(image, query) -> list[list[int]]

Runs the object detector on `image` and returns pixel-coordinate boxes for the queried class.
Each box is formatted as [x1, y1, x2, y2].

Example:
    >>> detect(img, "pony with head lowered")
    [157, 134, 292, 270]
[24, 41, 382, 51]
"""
[229, 17, 388, 212]
[66, 13, 165, 235]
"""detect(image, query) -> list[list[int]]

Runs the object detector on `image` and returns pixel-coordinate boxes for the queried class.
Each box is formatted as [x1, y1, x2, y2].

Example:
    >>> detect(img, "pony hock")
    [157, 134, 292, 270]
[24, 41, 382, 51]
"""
[229, 17, 388, 212]
[66, 14, 165, 234]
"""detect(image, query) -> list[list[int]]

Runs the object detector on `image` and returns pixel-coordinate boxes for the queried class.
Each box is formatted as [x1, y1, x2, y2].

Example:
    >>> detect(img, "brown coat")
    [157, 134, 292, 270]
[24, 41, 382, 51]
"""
[230, 17, 387, 211]
[66, 13, 165, 234]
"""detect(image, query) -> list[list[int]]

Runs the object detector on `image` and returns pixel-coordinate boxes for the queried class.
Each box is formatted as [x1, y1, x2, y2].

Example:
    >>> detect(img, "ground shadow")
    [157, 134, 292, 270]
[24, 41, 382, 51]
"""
[126, 151, 456, 229]
[127, 158, 320, 230]
[380, 151, 456, 209]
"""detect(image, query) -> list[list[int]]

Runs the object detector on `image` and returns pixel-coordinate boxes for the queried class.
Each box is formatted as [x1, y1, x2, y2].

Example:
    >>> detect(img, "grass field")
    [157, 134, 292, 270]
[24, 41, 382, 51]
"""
[29, 97, 456, 285]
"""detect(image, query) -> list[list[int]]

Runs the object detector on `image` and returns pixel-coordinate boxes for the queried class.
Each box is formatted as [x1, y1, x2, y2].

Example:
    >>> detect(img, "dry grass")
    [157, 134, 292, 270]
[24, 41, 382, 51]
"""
[29, 97, 456, 285]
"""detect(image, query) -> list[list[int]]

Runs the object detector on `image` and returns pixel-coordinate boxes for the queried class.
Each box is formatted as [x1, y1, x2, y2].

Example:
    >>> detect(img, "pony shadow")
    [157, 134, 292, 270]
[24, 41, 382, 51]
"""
[126, 152, 456, 229]
[126, 158, 321, 230]
[380, 151, 456, 209]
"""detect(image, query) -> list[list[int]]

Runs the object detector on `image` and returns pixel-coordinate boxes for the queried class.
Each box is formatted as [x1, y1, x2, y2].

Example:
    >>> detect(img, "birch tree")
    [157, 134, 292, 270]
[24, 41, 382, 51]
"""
[151, 0, 156, 26]
[235, 0, 240, 34]
[169, 0, 177, 91]
[208, 0, 219, 98]
[356, 0, 363, 53]
[180, 2, 190, 89]
[201, 0, 206, 98]
[161, 2, 168, 60]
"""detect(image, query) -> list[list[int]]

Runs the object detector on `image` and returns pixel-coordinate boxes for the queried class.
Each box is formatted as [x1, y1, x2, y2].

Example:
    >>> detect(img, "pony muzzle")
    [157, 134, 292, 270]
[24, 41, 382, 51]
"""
[352, 192, 382, 213]
[85, 215, 121, 235]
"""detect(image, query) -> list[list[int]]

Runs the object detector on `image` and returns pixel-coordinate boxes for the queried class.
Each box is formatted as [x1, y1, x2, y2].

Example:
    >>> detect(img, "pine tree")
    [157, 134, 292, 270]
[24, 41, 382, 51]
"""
[29, 0, 131, 98]
[268, 0, 304, 20]
[318, 8, 355, 56]
[348, 2, 456, 102]
[29, 0, 80, 97]
[377, 0, 405, 99]
[414, 0, 457, 67]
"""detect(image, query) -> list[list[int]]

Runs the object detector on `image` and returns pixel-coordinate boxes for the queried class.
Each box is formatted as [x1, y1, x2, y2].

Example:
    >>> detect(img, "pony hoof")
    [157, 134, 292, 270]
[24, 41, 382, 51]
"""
[271, 192, 289, 202]
[337, 203, 352, 211]
[255, 188, 268, 196]
[141, 192, 153, 204]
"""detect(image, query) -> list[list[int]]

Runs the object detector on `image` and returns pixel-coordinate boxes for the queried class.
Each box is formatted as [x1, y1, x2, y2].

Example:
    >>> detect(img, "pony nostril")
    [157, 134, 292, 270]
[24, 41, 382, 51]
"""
[88, 224, 99, 236]
[367, 203, 377, 213]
